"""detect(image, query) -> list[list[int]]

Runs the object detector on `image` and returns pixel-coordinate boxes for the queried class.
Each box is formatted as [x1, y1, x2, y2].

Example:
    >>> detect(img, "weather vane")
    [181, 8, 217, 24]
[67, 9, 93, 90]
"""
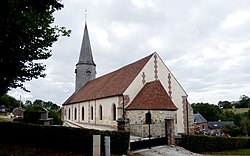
[85, 8, 87, 21]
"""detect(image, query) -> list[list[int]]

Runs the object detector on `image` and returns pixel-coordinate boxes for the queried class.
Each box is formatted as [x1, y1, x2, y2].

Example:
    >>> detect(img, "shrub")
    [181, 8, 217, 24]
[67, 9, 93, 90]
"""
[100, 130, 130, 155]
[181, 134, 248, 153]
[0, 122, 129, 155]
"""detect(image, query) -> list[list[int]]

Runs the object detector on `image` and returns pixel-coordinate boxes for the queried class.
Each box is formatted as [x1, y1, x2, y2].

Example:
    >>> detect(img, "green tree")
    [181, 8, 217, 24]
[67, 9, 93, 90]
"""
[222, 125, 242, 137]
[221, 110, 236, 121]
[33, 99, 43, 106]
[0, 0, 70, 96]
[0, 94, 22, 111]
[23, 105, 43, 124]
[235, 95, 250, 108]
[49, 109, 62, 125]
[25, 100, 32, 106]
[218, 101, 232, 109]
[43, 101, 60, 110]
[24, 99, 62, 125]
[192, 102, 222, 121]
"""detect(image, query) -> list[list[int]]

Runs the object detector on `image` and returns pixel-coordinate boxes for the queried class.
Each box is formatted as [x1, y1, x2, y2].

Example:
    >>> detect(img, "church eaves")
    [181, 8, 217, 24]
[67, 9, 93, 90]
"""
[63, 53, 154, 105]
[77, 23, 95, 66]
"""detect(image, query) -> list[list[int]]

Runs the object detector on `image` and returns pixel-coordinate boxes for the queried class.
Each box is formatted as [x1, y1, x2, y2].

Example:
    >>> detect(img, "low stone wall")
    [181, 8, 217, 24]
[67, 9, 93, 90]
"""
[130, 122, 165, 138]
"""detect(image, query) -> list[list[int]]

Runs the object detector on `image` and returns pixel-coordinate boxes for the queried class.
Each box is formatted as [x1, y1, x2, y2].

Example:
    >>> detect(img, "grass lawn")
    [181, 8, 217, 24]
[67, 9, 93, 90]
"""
[224, 108, 249, 114]
[0, 116, 12, 122]
[204, 149, 250, 155]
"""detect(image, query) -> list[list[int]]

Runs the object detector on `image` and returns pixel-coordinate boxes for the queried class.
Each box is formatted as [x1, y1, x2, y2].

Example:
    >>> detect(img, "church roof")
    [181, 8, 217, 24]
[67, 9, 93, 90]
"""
[125, 80, 178, 110]
[77, 23, 95, 66]
[63, 53, 154, 105]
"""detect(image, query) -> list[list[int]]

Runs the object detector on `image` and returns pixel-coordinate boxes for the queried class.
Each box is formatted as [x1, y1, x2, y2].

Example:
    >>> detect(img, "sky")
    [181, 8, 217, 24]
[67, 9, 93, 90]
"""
[9, 0, 250, 106]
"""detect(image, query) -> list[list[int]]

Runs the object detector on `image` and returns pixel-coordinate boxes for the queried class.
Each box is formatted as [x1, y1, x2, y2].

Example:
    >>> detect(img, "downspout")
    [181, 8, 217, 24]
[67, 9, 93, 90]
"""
[186, 99, 189, 134]
[122, 95, 125, 118]
[95, 100, 96, 124]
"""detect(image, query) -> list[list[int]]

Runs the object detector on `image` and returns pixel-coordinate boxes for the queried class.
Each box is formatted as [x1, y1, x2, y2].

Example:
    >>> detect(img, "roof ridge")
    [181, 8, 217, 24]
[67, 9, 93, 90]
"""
[94, 53, 154, 81]
[63, 52, 154, 105]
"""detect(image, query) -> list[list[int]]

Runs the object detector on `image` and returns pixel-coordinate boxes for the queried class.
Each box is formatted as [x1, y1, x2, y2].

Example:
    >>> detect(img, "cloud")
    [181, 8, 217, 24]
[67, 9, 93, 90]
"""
[8, 0, 250, 106]
[221, 10, 250, 29]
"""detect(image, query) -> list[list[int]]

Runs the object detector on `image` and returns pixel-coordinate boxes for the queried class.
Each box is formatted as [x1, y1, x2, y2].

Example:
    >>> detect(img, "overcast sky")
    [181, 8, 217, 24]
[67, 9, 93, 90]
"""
[9, 0, 250, 106]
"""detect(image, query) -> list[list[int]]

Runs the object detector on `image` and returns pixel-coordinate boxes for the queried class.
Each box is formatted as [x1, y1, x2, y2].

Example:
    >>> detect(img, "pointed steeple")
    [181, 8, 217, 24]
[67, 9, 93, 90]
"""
[75, 22, 96, 92]
[77, 23, 95, 66]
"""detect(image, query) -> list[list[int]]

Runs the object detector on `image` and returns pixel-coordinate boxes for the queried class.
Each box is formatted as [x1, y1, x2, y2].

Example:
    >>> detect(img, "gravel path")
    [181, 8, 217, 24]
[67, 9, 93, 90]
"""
[129, 145, 203, 156]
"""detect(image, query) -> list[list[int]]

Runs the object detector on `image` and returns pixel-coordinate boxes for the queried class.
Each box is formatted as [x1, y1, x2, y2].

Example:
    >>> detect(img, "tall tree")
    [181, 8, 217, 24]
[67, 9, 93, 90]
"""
[218, 101, 232, 109]
[191, 102, 222, 121]
[0, 0, 70, 96]
[237, 95, 250, 108]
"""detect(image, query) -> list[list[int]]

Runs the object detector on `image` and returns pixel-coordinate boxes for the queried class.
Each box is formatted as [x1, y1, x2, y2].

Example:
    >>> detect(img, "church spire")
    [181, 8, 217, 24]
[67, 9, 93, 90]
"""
[77, 23, 95, 66]
[75, 20, 96, 92]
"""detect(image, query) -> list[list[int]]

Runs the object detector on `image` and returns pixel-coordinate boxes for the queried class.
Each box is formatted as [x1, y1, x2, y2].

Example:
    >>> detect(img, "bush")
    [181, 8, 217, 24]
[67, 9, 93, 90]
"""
[0, 122, 130, 155]
[181, 134, 248, 153]
[222, 125, 242, 137]
[100, 130, 130, 154]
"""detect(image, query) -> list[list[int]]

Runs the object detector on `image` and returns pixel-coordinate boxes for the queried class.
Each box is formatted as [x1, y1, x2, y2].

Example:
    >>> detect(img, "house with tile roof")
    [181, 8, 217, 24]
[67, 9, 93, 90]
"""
[62, 23, 194, 141]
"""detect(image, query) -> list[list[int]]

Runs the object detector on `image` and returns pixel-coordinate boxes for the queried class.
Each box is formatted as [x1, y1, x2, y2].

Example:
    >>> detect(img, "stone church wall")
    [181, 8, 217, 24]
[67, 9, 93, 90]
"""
[127, 110, 175, 137]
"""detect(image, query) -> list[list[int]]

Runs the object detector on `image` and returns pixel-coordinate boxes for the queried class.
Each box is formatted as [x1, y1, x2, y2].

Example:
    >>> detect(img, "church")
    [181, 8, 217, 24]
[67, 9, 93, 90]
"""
[62, 23, 194, 141]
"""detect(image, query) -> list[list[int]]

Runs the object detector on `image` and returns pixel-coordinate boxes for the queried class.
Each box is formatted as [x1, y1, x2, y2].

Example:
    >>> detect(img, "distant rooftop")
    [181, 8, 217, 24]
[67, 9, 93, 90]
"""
[194, 113, 207, 124]
[208, 121, 235, 129]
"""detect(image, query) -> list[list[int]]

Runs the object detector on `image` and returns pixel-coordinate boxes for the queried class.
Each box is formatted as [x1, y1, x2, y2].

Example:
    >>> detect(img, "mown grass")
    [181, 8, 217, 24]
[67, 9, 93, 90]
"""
[204, 149, 250, 155]
[224, 108, 249, 114]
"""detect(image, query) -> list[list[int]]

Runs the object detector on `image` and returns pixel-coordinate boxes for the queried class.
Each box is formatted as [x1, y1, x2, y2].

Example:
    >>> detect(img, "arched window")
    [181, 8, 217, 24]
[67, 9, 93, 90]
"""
[74, 107, 77, 120]
[91, 106, 93, 120]
[68, 108, 71, 120]
[99, 105, 102, 120]
[112, 104, 116, 121]
[82, 106, 84, 120]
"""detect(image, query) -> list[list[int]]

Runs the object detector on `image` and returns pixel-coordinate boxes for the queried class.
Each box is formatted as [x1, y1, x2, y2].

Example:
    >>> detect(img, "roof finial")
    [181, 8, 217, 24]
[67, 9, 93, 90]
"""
[85, 8, 87, 23]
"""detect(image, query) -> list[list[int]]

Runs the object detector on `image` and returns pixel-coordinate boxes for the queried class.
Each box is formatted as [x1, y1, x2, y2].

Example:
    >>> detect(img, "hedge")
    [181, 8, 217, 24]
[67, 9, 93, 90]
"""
[181, 134, 248, 153]
[0, 122, 130, 155]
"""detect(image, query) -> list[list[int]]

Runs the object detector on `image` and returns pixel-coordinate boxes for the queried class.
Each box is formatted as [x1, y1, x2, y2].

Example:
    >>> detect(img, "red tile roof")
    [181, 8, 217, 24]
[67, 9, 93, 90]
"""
[125, 80, 178, 110]
[63, 53, 154, 105]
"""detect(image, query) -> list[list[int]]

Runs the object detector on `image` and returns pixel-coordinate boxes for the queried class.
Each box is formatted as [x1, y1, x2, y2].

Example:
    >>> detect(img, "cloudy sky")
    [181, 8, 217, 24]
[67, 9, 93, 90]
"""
[9, 0, 250, 106]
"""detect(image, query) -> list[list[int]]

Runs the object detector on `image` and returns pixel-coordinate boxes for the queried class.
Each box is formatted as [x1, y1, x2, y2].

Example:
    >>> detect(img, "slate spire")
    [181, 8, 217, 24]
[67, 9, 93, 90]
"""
[75, 22, 96, 92]
[77, 23, 95, 66]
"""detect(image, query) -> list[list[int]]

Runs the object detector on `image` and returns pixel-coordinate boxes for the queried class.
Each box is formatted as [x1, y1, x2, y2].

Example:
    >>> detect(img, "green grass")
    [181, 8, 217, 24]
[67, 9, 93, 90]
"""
[224, 108, 249, 114]
[0, 117, 12, 122]
[204, 149, 250, 155]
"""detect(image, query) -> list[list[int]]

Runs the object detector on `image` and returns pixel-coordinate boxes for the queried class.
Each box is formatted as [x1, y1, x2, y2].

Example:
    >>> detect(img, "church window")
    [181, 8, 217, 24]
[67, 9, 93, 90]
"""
[112, 104, 116, 121]
[91, 106, 93, 120]
[68, 108, 71, 120]
[74, 107, 77, 120]
[82, 106, 84, 120]
[99, 105, 102, 120]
